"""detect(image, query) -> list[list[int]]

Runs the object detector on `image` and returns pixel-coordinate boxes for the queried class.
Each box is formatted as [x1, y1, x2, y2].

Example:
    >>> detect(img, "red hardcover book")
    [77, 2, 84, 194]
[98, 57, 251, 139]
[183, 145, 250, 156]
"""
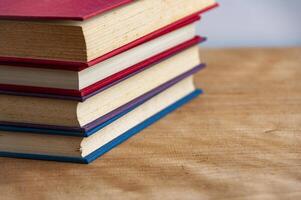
[0, 0, 218, 69]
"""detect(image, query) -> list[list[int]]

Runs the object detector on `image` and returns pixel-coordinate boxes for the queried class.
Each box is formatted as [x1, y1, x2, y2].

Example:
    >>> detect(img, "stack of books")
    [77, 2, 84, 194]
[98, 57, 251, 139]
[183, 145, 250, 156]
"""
[0, 0, 217, 163]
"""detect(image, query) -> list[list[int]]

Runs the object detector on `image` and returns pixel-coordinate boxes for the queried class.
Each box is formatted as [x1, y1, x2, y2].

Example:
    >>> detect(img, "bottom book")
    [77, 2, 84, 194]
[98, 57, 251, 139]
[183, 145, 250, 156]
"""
[0, 77, 201, 164]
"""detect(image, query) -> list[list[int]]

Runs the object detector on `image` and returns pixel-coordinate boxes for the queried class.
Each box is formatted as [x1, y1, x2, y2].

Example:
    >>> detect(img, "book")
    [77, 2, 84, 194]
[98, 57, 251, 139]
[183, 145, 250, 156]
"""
[0, 46, 202, 129]
[0, 77, 201, 163]
[0, 0, 217, 64]
[0, 23, 205, 98]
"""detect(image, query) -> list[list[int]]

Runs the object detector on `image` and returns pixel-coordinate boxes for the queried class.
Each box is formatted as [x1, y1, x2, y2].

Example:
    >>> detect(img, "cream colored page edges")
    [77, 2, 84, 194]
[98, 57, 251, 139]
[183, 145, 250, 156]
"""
[78, 23, 196, 89]
[0, 20, 86, 61]
[0, 0, 214, 61]
[77, 46, 200, 126]
[82, 0, 215, 61]
[81, 77, 195, 157]
[0, 132, 82, 157]
[0, 96, 79, 127]
[0, 65, 78, 89]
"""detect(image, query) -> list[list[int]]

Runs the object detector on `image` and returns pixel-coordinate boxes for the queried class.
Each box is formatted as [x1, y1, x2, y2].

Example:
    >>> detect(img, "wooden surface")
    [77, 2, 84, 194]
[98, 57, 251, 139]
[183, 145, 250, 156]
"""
[1, 48, 301, 200]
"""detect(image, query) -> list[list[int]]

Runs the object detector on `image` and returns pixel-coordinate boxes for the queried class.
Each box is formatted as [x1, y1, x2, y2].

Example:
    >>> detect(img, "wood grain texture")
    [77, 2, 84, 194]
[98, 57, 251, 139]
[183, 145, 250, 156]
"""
[1, 48, 301, 200]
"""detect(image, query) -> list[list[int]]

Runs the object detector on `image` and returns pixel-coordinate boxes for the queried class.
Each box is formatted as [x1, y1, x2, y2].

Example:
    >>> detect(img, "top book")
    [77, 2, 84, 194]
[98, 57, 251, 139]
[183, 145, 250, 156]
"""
[0, 0, 217, 66]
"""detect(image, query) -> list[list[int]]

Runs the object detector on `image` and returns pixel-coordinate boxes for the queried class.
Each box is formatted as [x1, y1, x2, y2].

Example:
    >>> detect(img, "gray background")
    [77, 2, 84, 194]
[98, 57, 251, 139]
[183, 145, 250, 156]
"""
[197, 0, 301, 47]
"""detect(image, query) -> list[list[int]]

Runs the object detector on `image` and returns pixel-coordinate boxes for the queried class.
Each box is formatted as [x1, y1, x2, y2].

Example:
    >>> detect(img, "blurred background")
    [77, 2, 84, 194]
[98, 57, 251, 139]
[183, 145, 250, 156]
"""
[197, 0, 301, 47]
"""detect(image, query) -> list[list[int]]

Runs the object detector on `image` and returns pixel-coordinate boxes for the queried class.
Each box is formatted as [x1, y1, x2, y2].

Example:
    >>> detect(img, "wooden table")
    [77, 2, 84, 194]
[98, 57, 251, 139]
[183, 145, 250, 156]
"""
[1, 48, 301, 200]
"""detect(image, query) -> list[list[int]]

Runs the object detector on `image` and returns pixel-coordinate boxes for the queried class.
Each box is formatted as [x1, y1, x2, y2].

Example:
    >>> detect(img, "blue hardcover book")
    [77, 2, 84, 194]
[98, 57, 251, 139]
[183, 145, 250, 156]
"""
[0, 77, 201, 164]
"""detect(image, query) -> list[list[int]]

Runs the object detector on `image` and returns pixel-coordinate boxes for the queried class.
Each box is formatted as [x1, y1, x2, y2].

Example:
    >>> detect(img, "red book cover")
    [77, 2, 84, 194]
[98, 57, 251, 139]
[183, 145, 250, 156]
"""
[0, 0, 133, 20]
